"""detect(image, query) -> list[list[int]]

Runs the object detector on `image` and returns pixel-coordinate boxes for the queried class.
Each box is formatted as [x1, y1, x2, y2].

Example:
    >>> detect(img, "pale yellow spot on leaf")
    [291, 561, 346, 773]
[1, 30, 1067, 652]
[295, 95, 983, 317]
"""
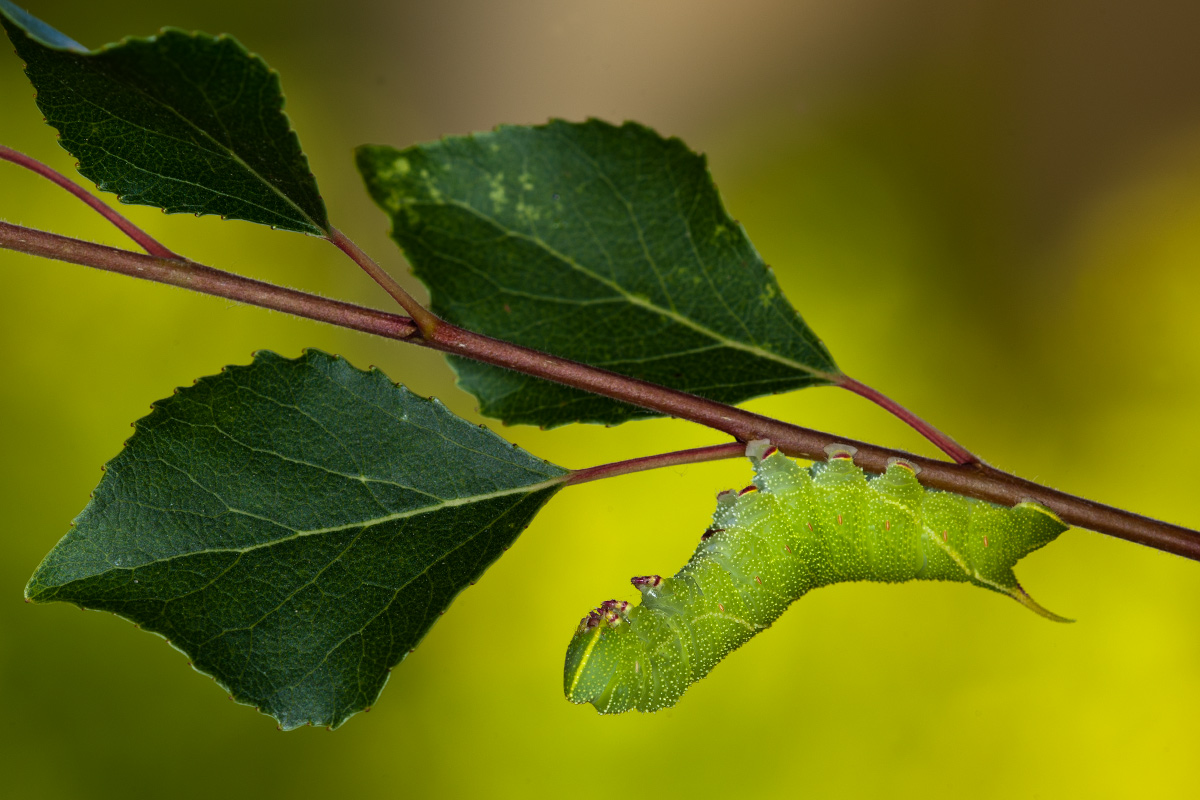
[489, 173, 507, 209]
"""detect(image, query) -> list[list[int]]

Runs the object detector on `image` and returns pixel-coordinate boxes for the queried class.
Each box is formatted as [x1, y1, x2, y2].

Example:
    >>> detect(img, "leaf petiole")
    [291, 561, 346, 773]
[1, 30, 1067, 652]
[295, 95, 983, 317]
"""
[0, 144, 180, 260]
[837, 375, 979, 465]
[327, 226, 441, 338]
[565, 442, 748, 485]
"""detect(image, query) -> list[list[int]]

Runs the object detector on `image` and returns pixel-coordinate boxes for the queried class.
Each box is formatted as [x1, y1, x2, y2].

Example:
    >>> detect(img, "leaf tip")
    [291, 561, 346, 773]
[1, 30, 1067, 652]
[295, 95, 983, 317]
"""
[22, 574, 42, 603]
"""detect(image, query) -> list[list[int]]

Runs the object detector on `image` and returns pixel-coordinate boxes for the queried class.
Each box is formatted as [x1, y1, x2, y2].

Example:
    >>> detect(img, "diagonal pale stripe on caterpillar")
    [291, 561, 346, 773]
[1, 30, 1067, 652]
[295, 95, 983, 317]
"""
[564, 441, 1069, 714]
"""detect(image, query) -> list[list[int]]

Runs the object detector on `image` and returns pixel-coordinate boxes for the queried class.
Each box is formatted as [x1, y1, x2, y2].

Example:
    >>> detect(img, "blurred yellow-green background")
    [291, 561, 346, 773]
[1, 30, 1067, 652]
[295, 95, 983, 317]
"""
[3, 0, 1200, 797]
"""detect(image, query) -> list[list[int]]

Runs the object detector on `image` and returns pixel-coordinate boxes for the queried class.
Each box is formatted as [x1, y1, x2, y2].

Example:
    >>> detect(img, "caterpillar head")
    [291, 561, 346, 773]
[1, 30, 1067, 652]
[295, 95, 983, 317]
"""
[576, 599, 633, 632]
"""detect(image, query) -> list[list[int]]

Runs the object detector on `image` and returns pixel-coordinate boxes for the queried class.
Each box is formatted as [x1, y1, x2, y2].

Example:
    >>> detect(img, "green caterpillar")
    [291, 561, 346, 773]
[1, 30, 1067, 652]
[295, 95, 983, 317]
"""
[564, 441, 1069, 714]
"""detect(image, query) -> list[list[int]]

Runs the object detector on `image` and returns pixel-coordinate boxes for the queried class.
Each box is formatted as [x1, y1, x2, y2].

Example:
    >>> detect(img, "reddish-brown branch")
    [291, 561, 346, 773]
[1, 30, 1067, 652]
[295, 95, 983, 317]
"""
[2, 220, 1198, 561]
[0, 221, 417, 340]
[0, 145, 181, 260]
[0, 147, 978, 467]
[838, 376, 979, 465]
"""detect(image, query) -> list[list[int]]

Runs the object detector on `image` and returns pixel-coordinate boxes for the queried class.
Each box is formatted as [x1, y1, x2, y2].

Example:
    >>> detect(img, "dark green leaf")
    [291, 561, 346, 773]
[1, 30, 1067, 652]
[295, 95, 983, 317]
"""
[0, 1, 328, 234]
[357, 119, 842, 427]
[25, 350, 566, 729]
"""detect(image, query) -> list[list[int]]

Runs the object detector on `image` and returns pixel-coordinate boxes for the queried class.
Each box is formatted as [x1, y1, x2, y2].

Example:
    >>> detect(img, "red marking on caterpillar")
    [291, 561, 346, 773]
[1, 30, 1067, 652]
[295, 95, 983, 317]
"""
[886, 456, 920, 475]
[806, 522, 813, 532]
[885, 520, 891, 531]
[738, 485, 758, 496]
[837, 514, 843, 525]
[942, 530, 948, 542]
[754, 576, 762, 585]
[701, 527, 723, 541]
[717, 602, 725, 613]
[784, 544, 792, 553]
[631, 575, 663, 589]
[762, 446, 778, 459]
[983, 535, 989, 548]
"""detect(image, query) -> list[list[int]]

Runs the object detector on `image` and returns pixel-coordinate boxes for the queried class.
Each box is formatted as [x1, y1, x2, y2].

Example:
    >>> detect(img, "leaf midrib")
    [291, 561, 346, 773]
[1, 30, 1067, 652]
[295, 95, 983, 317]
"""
[417, 196, 838, 380]
[118, 476, 566, 565]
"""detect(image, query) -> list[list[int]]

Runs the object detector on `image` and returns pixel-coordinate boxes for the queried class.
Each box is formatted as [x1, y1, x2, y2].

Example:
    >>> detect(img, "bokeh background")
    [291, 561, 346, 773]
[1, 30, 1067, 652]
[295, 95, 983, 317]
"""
[3, 0, 1200, 796]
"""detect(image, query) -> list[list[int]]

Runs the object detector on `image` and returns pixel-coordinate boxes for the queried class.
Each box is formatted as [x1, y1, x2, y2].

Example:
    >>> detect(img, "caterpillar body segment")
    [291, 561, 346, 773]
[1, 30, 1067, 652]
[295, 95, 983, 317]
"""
[564, 444, 1069, 714]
